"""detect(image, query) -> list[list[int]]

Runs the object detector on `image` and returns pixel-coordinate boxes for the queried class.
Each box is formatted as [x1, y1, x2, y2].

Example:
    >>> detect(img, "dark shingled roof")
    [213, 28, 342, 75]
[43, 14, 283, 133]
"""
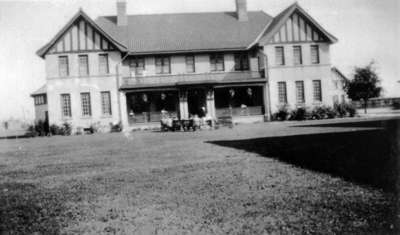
[95, 11, 273, 54]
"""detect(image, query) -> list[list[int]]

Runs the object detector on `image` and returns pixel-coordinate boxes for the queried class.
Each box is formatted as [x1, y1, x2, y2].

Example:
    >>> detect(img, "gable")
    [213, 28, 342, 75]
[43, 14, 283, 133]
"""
[269, 11, 327, 44]
[47, 16, 116, 54]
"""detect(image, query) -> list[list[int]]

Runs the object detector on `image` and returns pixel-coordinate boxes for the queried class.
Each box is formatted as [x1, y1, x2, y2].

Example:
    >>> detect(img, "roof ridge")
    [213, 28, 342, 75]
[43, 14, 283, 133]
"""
[98, 10, 265, 18]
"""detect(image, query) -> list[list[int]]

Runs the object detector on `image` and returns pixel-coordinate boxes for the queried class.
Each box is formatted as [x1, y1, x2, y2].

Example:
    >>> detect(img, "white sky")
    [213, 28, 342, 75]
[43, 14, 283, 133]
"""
[0, 0, 399, 121]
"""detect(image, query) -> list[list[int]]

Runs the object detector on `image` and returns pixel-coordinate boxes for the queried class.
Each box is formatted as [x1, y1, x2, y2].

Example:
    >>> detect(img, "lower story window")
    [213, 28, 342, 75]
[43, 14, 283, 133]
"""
[278, 82, 287, 104]
[61, 94, 71, 117]
[295, 81, 305, 103]
[81, 92, 92, 116]
[101, 91, 112, 115]
[313, 80, 322, 102]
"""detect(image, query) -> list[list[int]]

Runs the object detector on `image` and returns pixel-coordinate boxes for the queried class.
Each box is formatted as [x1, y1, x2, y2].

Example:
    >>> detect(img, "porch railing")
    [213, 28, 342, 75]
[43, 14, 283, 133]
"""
[122, 71, 263, 87]
[215, 106, 263, 117]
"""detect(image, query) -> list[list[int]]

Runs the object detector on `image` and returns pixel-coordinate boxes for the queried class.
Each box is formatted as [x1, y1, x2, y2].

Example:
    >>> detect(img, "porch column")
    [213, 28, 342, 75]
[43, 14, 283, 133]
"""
[120, 91, 129, 129]
[179, 90, 189, 119]
[206, 88, 216, 119]
[263, 83, 271, 121]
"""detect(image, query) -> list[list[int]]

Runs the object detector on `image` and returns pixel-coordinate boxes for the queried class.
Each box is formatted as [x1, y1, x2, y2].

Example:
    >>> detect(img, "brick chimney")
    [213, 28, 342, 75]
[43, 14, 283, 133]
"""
[235, 0, 248, 21]
[117, 0, 127, 26]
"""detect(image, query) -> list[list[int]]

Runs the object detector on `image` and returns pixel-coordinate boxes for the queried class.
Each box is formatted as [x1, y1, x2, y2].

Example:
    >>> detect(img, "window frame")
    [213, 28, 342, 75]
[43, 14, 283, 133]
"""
[78, 54, 89, 76]
[312, 80, 322, 102]
[34, 95, 47, 105]
[295, 81, 305, 104]
[275, 46, 285, 66]
[155, 56, 171, 74]
[185, 55, 195, 73]
[293, 46, 302, 65]
[210, 53, 225, 72]
[311, 45, 320, 64]
[278, 81, 287, 104]
[80, 92, 92, 117]
[101, 91, 112, 116]
[60, 94, 72, 118]
[129, 57, 146, 76]
[234, 52, 250, 71]
[58, 56, 69, 77]
[98, 53, 109, 74]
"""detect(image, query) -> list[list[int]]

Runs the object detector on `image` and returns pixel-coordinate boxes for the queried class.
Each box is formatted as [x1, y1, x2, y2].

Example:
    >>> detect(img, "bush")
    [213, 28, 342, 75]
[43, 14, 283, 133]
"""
[49, 122, 72, 136]
[311, 106, 336, 120]
[272, 105, 290, 121]
[334, 103, 357, 117]
[26, 120, 49, 137]
[392, 101, 400, 110]
[110, 122, 123, 132]
[289, 107, 309, 121]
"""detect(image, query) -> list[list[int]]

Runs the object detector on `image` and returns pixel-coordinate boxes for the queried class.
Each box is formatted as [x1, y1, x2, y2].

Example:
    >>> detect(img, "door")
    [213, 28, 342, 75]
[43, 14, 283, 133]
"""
[187, 88, 206, 117]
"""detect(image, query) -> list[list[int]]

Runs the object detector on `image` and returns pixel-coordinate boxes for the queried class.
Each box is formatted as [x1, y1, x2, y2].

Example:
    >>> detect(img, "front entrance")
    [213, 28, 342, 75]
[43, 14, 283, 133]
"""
[187, 88, 207, 117]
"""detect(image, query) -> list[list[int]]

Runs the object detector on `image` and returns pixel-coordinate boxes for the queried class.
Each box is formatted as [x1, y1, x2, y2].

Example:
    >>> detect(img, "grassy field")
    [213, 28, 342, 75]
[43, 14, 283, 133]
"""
[0, 118, 399, 234]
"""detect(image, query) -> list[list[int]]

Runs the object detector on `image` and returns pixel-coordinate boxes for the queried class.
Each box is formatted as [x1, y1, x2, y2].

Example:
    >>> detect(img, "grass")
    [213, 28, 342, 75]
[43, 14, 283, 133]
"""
[0, 117, 399, 234]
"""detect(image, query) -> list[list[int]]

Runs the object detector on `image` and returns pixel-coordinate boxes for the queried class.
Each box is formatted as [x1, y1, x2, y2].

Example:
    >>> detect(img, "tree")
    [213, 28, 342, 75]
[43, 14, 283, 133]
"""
[345, 62, 382, 113]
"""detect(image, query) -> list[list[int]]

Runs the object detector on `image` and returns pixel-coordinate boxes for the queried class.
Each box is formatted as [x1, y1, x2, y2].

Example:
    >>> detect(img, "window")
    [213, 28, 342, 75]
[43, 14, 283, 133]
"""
[80, 92, 92, 116]
[295, 81, 305, 103]
[278, 82, 287, 104]
[210, 54, 224, 72]
[234, 53, 249, 71]
[311, 45, 320, 64]
[185, 55, 195, 73]
[34, 95, 46, 105]
[101, 91, 112, 116]
[61, 94, 71, 117]
[275, 47, 285, 65]
[155, 56, 170, 74]
[129, 57, 145, 76]
[293, 46, 302, 65]
[313, 80, 322, 102]
[58, 56, 69, 77]
[78, 55, 89, 76]
[99, 54, 109, 74]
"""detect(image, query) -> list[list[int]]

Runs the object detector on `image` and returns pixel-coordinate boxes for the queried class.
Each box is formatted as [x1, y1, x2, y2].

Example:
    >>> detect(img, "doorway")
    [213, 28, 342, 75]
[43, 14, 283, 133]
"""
[187, 88, 206, 117]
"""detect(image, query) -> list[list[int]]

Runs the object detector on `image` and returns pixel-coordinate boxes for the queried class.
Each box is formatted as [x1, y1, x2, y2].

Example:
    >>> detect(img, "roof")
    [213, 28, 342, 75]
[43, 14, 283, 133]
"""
[331, 67, 348, 81]
[259, 2, 337, 44]
[37, 2, 337, 57]
[31, 85, 47, 97]
[95, 11, 273, 54]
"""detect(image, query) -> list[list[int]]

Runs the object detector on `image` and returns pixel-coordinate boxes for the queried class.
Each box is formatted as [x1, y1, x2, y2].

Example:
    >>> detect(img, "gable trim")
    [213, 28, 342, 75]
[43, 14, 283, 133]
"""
[36, 9, 127, 58]
[259, 3, 337, 45]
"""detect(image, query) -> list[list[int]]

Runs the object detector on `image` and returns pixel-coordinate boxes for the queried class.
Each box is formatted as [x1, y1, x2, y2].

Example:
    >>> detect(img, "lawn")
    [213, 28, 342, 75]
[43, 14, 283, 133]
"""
[0, 118, 399, 234]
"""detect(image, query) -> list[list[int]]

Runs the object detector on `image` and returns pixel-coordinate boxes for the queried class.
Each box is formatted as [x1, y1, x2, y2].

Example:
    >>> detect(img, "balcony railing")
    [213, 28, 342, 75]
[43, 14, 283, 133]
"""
[122, 71, 264, 88]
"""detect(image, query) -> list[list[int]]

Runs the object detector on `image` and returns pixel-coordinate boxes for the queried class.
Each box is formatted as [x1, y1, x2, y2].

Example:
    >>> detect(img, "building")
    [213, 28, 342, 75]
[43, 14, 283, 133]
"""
[32, 0, 342, 131]
[331, 67, 349, 104]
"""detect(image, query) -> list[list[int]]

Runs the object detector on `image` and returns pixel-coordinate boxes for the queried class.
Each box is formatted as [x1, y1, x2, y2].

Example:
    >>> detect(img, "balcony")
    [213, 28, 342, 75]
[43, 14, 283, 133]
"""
[121, 71, 265, 89]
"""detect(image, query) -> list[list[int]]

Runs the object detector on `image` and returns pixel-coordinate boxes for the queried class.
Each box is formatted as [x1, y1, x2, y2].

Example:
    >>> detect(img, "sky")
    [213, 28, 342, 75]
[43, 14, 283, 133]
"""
[0, 0, 399, 121]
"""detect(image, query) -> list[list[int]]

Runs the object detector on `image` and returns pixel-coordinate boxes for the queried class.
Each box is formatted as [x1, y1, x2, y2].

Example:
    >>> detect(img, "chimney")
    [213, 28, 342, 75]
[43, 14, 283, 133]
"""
[235, 0, 248, 21]
[117, 0, 127, 26]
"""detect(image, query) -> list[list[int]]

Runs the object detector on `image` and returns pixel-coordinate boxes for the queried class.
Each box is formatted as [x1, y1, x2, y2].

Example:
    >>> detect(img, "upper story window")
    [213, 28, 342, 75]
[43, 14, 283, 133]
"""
[80, 92, 92, 117]
[61, 94, 71, 117]
[278, 81, 287, 104]
[293, 46, 302, 65]
[78, 55, 89, 76]
[234, 52, 249, 71]
[313, 80, 322, 102]
[34, 95, 47, 106]
[155, 56, 170, 74]
[58, 56, 69, 77]
[275, 46, 285, 66]
[99, 54, 109, 74]
[295, 81, 305, 103]
[185, 55, 195, 73]
[311, 45, 320, 64]
[129, 57, 145, 76]
[210, 53, 224, 72]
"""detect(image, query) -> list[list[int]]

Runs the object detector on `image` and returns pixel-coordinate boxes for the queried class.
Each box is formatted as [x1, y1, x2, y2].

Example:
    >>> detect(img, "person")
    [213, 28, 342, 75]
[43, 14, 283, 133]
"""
[228, 88, 237, 108]
[159, 92, 168, 111]
[244, 87, 255, 107]
[142, 93, 150, 122]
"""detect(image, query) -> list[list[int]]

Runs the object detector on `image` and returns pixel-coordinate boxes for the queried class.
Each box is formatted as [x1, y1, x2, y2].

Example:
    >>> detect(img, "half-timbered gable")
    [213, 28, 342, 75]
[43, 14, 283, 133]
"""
[259, 3, 337, 45]
[36, 10, 126, 58]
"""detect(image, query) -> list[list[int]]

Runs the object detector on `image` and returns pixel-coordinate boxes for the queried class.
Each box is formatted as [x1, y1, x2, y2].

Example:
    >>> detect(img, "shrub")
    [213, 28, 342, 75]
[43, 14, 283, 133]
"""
[345, 103, 357, 117]
[311, 106, 336, 120]
[272, 105, 290, 121]
[49, 122, 72, 136]
[289, 107, 309, 121]
[26, 120, 49, 137]
[334, 103, 357, 118]
[110, 122, 123, 132]
[392, 101, 400, 110]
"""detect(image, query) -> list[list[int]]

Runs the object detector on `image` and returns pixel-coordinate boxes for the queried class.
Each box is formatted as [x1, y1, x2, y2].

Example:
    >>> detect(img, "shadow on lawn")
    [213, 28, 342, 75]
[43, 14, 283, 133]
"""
[208, 119, 400, 193]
